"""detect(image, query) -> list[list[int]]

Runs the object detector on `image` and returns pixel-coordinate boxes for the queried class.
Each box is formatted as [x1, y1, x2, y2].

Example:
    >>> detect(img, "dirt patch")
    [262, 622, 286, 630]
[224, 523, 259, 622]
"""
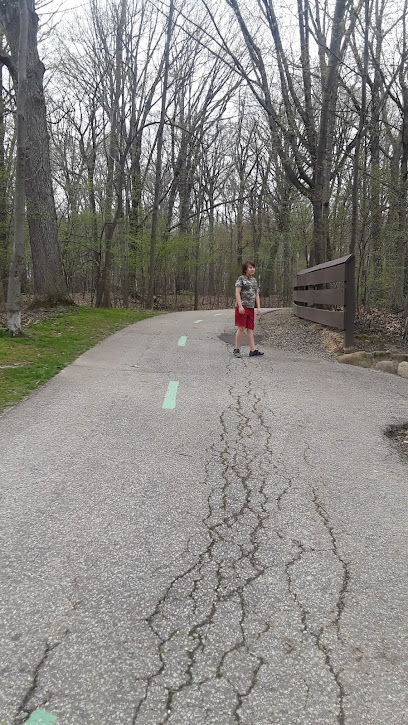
[354, 306, 408, 353]
[322, 329, 344, 354]
[0, 297, 78, 330]
[386, 424, 408, 460]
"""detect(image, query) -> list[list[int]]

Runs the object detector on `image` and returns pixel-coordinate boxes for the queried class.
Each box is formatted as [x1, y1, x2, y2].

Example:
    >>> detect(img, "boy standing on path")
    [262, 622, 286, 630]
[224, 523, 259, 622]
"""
[233, 261, 264, 358]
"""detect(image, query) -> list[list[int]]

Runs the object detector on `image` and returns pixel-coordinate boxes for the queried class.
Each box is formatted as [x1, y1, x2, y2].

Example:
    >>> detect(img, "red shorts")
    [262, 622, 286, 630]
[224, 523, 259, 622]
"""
[235, 306, 255, 330]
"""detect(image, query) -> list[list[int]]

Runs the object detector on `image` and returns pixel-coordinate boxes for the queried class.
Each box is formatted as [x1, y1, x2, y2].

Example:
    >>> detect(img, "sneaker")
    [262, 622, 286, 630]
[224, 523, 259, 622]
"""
[233, 348, 241, 358]
[249, 349, 264, 357]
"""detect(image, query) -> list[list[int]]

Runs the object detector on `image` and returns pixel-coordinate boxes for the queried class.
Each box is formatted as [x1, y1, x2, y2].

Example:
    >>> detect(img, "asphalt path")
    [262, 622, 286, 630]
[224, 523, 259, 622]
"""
[1, 309, 408, 725]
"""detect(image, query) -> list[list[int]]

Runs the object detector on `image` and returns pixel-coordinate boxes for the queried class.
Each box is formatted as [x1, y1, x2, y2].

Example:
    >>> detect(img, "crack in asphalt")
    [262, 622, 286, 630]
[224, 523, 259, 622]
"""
[14, 633, 69, 725]
[131, 367, 351, 724]
[312, 490, 350, 638]
[132, 375, 275, 723]
[283, 518, 349, 724]
[285, 538, 308, 636]
[312, 489, 350, 725]
[281, 446, 350, 724]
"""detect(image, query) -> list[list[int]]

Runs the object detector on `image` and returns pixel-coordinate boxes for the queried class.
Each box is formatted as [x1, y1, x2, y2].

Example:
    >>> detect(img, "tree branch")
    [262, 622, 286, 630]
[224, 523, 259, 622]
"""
[0, 50, 17, 84]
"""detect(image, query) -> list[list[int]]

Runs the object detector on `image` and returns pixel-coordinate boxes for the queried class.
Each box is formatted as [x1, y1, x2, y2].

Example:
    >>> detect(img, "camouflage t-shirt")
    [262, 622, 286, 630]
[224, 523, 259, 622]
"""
[235, 275, 260, 309]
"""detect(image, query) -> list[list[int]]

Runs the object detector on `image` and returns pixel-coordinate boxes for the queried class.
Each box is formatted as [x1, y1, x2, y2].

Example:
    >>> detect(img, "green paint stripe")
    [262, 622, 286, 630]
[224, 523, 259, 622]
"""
[163, 381, 179, 410]
[178, 336, 187, 346]
[194, 319, 203, 324]
[26, 711, 56, 725]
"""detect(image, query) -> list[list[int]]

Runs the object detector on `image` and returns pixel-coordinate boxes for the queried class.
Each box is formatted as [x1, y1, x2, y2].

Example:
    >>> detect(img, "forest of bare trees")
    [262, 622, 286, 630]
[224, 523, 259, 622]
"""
[0, 0, 407, 334]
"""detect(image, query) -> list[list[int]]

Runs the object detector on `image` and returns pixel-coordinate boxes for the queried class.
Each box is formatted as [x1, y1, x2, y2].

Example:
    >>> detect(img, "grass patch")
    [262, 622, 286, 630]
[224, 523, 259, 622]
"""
[0, 306, 155, 414]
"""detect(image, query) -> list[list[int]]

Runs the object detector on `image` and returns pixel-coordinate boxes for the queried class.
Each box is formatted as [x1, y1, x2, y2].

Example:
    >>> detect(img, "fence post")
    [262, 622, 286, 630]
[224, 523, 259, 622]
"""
[343, 255, 355, 349]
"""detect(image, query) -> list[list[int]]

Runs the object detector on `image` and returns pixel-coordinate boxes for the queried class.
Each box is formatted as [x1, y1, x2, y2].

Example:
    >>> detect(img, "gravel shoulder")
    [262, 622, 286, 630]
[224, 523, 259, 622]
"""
[259, 307, 341, 360]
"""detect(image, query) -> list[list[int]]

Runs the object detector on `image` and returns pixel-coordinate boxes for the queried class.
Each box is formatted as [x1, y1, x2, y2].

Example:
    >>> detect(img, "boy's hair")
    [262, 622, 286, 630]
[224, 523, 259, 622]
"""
[242, 260, 255, 274]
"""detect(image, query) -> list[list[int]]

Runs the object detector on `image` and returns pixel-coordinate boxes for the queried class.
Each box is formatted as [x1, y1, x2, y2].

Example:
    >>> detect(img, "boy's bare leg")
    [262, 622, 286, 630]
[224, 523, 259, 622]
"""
[246, 328, 256, 352]
[235, 326, 245, 349]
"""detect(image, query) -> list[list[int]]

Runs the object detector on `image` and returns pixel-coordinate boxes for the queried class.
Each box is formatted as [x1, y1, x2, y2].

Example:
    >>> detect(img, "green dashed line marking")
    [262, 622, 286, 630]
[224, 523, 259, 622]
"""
[178, 336, 187, 346]
[26, 711, 56, 725]
[194, 319, 203, 324]
[163, 381, 179, 409]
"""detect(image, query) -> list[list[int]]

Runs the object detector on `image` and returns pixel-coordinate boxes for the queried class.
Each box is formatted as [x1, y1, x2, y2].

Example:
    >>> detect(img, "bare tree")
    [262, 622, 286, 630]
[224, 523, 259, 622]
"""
[202, 0, 361, 264]
[6, 0, 28, 334]
[0, 0, 69, 304]
[0, 30, 9, 306]
[147, 0, 174, 308]
[397, 3, 408, 335]
[96, 0, 127, 307]
[230, 102, 257, 267]
[350, 0, 369, 258]
[51, 0, 166, 307]
[200, 121, 231, 298]
[387, 0, 408, 332]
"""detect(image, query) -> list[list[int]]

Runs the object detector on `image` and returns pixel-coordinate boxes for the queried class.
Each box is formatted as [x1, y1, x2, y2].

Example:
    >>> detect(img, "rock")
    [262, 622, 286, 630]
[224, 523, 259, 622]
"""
[397, 361, 408, 379]
[372, 350, 408, 363]
[338, 350, 408, 370]
[338, 351, 373, 367]
[374, 360, 398, 374]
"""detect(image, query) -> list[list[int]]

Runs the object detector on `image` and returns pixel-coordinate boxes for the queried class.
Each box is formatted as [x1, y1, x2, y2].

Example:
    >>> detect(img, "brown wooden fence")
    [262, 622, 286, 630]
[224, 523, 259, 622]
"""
[292, 254, 355, 348]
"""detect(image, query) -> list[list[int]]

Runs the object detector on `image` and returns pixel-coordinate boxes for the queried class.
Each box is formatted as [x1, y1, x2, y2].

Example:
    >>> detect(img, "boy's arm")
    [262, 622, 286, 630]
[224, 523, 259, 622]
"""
[256, 291, 261, 315]
[235, 286, 244, 313]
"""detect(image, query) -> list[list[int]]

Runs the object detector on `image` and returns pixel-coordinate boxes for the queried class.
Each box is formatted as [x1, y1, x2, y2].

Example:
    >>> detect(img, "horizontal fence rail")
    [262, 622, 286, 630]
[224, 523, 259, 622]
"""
[293, 254, 355, 348]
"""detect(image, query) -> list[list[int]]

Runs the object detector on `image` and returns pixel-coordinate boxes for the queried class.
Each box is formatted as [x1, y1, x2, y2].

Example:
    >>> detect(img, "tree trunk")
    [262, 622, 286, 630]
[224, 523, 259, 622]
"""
[77, 110, 100, 303]
[350, 0, 369, 256]
[0, 0, 69, 304]
[311, 0, 347, 263]
[0, 32, 8, 306]
[236, 180, 244, 269]
[96, 0, 126, 308]
[208, 194, 215, 296]
[147, 0, 174, 308]
[390, 93, 408, 312]
[369, 1, 384, 304]
[122, 215, 129, 308]
[6, 0, 28, 335]
[129, 139, 143, 238]
[394, 1, 408, 312]
[193, 186, 203, 311]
